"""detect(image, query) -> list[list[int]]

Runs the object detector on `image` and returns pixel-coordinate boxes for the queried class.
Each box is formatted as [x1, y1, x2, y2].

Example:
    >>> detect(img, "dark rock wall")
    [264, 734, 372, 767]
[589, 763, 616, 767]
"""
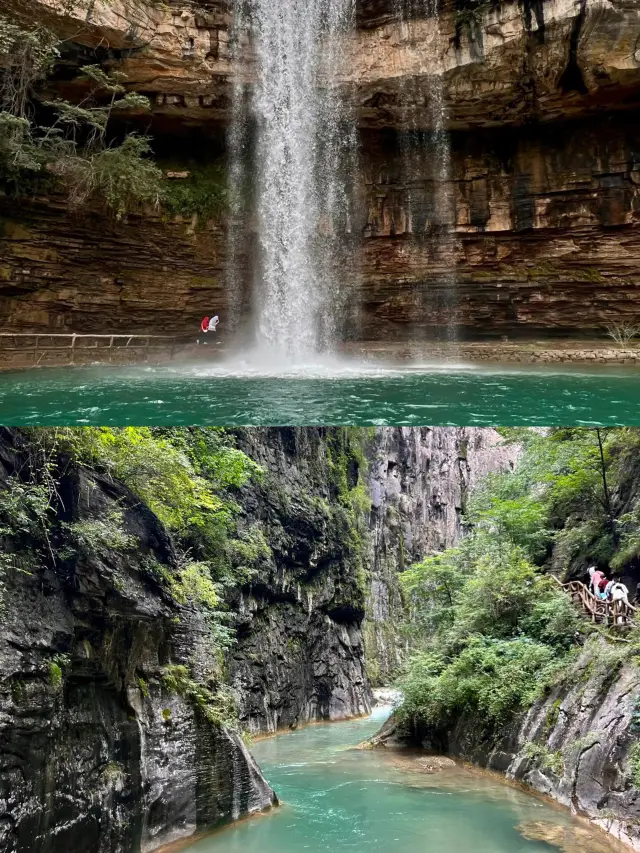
[0, 431, 275, 853]
[228, 428, 373, 734]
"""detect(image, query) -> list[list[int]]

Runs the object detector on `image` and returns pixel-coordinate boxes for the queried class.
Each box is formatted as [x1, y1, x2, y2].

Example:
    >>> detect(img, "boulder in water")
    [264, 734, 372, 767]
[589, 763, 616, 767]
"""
[516, 820, 622, 853]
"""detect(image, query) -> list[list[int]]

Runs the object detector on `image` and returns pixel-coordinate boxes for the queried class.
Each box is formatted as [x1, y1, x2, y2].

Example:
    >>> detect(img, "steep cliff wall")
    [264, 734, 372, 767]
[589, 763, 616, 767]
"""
[359, 113, 640, 338]
[378, 643, 640, 851]
[2, 0, 640, 338]
[0, 426, 535, 851]
[226, 428, 373, 734]
[0, 429, 276, 853]
[365, 426, 519, 681]
[0, 200, 232, 334]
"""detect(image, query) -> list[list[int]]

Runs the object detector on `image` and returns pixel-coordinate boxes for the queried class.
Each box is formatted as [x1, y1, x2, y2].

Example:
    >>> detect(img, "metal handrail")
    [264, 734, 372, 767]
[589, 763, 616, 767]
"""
[0, 332, 185, 366]
[0, 333, 179, 338]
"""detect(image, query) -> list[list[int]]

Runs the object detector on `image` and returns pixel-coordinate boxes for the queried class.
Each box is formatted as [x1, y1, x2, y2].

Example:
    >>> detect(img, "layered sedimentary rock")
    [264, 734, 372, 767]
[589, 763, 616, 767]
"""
[0, 200, 230, 334]
[358, 113, 640, 338]
[28, 0, 640, 131]
[2, 0, 640, 337]
[365, 427, 519, 681]
[0, 429, 276, 853]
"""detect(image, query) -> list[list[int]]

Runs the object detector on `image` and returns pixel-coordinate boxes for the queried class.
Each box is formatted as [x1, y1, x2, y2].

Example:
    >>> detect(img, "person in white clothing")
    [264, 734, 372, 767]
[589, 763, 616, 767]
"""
[208, 315, 219, 333]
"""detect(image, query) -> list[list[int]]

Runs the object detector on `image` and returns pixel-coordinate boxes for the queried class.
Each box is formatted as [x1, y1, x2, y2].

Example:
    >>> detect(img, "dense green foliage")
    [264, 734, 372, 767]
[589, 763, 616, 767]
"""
[0, 427, 267, 724]
[326, 427, 374, 596]
[44, 426, 263, 580]
[0, 14, 164, 218]
[161, 163, 227, 222]
[0, 12, 229, 221]
[399, 428, 640, 736]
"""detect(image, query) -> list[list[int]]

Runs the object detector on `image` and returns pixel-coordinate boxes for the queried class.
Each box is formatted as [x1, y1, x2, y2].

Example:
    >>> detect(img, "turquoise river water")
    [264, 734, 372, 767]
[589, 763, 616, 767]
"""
[178, 709, 622, 853]
[1, 359, 640, 425]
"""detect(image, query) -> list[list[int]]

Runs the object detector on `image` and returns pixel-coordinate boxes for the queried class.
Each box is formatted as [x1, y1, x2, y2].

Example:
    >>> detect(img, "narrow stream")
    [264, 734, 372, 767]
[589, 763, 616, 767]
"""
[181, 708, 623, 853]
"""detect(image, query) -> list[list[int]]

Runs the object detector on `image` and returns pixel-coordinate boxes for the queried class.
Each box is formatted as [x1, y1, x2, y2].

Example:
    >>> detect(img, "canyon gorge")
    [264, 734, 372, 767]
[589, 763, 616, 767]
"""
[1, 0, 640, 343]
[2, 426, 640, 853]
[0, 426, 519, 852]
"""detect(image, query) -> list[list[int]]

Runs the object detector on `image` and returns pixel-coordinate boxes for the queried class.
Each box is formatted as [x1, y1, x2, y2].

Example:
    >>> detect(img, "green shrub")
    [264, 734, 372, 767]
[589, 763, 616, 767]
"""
[0, 13, 161, 218]
[49, 661, 63, 689]
[400, 637, 560, 731]
[628, 741, 640, 788]
[161, 163, 227, 222]
[162, 664, 238, 728]
[523, 742, 565, 776]
[60, 135, 163, 221]
[48, 653, 70, 691]
[0, 477, 53, 540]
[61, 510, 135, 559]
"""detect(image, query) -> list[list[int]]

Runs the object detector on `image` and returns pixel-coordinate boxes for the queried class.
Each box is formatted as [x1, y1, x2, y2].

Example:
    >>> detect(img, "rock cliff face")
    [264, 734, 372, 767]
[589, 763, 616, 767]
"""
[380, 645, 640, 851]
[0, 200, 231, 335]
[0, 429, 276, 853]
[2, 0, 640, 338]
[227, 428, 373, 734]
[365, 427, 520, 681]
[0, 426, 519, 851]
[358, 112, 640, 339]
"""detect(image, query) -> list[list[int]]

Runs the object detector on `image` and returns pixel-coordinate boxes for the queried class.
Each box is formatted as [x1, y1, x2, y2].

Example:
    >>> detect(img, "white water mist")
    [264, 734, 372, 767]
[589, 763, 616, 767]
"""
[228, 0, 356, 358]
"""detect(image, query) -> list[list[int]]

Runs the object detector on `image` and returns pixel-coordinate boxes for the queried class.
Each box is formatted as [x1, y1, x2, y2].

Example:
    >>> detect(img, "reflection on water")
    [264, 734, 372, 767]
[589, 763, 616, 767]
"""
[1, 358, 640, 425]
[179, 710, 624, 853]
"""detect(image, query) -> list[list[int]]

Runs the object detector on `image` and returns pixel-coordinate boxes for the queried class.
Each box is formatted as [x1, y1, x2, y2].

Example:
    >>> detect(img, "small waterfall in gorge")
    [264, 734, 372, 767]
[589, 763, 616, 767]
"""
[395, 0, 457, 346]
[228, 0, 357, 359]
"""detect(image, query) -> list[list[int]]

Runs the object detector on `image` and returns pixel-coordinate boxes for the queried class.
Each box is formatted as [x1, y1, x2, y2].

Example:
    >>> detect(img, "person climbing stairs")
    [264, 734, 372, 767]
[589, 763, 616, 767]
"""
[552, 576, 637, 627]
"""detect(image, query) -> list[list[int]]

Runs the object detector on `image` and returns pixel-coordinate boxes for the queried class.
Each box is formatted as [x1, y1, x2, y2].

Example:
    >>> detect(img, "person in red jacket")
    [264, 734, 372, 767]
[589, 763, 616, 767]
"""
[198, 316, 210, 345]
[588, 566, 607, 599]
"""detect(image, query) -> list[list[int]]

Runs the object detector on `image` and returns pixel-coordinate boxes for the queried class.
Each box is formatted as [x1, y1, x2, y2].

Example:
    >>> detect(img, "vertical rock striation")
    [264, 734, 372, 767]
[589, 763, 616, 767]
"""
[0, 426, 524, 850]
[0, 431, 276, 853]
[365, 427, 520, 681]
[228, 428, 373, 733]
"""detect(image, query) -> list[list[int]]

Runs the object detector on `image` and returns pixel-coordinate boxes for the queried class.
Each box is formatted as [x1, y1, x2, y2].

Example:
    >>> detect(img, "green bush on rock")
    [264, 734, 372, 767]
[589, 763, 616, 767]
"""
[397, 428, 640, 737]
[0, 14, 163, 218]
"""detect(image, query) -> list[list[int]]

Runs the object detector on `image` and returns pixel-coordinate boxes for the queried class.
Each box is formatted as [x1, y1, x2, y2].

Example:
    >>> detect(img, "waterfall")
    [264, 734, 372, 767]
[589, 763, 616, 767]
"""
[395, 0, 457, 345]
[228, 0, 356, 359]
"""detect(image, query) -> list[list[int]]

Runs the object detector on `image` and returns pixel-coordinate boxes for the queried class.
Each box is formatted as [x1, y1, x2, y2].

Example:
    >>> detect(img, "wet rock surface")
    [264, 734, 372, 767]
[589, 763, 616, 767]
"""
[0, 429, 276, 853]
[516, 820, 629, 853]
[228, 428, 373, 733]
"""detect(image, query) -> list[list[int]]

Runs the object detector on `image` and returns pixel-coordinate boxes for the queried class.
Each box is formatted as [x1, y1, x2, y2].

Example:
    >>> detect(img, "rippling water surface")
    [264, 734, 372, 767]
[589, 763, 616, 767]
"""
[0, 357, 639, 425]
[179, 709, 622, 853]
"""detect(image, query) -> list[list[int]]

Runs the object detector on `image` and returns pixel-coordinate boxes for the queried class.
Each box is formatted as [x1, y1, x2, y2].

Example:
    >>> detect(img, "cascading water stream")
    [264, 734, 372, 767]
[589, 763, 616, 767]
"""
[228, 0, 356, 360]
[395, 0, 457, 346]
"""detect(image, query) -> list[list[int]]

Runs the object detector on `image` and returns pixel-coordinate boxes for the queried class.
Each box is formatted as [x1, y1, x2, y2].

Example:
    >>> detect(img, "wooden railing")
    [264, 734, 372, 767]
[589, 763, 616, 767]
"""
[552, 576, 637, 628]
[0, 333, 185, 368]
